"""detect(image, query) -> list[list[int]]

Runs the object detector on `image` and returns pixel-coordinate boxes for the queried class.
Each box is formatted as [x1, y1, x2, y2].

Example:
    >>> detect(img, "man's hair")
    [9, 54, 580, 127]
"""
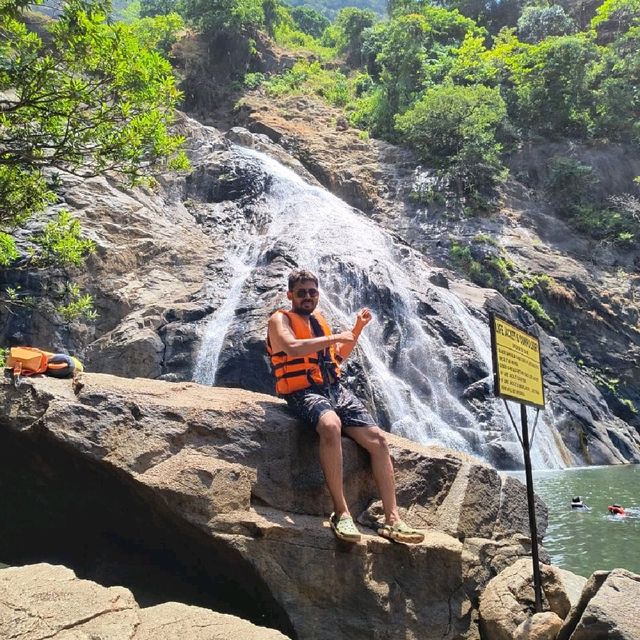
[288, 269, 319, 291]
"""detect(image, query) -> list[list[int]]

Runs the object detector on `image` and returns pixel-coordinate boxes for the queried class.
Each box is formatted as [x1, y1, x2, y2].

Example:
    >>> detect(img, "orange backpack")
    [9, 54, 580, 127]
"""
[6, 346, 51, 377]
[4, 347, 84, 386]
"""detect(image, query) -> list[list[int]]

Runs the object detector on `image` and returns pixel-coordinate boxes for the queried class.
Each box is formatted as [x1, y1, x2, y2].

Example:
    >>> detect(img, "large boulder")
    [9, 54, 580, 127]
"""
[478, 558, 587, 640]
[514, 611, 564, 640]
[0, 563, 287, 639]
[0, 373, 549, 640]
[558, 569, 640, 640]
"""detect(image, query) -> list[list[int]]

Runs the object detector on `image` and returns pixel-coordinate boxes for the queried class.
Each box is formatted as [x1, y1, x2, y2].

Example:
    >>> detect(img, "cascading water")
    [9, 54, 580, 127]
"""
[193, 145, 568, 468]
[193, 246, 260, 384]
[437, 288, 569, 468]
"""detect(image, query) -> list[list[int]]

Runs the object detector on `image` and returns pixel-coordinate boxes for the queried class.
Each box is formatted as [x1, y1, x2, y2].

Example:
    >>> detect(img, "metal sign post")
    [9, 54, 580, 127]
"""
[490, 313, 545, 612]
[520, 403, 543, 612]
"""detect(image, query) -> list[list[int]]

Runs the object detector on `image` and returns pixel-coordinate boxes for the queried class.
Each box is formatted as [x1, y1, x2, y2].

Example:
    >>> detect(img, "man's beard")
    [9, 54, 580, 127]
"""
[294, 305, 313, 316]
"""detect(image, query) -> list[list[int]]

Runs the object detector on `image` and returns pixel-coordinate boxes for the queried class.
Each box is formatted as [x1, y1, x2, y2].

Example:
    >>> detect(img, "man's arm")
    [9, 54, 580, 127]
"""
[335, 308, 373, 361]
[268, 312, 356, 358]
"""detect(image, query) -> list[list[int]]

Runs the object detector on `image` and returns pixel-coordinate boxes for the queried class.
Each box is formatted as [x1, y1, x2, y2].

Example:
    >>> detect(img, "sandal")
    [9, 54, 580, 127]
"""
[330, 512, 361, 542]
[378, 520, 424, 544]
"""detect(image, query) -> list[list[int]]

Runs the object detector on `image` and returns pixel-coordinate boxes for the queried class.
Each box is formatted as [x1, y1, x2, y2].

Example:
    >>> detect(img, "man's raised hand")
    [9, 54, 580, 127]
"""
[354, 308, 373, 334]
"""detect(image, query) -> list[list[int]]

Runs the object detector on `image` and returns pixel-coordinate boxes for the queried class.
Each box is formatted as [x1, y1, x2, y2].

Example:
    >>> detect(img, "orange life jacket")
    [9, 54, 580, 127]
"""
[267, 309, 342, 395]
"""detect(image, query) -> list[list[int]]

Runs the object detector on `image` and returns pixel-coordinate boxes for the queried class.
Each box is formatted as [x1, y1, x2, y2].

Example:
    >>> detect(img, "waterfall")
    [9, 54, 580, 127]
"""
[193, 145, 567, 468]
[192, 246, 260, 384]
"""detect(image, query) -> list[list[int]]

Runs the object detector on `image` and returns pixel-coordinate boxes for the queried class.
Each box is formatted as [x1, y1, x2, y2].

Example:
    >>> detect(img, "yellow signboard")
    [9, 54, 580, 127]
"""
[490, 315, 545, 408]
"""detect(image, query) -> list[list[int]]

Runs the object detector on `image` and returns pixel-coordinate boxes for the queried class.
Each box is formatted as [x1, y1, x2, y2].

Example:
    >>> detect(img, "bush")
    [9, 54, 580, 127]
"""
[545, 156, 596, 210]
[265, 60, 351, 105]
[395, 84, 507, 195]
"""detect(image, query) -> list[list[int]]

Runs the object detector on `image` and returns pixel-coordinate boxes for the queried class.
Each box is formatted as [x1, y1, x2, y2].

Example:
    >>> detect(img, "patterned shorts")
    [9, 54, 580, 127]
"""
[284, 383, 377, 429]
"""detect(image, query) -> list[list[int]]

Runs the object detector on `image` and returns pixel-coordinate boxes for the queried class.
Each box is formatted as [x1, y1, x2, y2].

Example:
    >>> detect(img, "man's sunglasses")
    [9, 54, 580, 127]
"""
[293, 288, 319, 298]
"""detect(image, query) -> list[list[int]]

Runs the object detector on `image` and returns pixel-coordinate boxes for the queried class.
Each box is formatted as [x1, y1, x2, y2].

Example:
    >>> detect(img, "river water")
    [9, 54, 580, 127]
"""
[514, 464, 640, 577]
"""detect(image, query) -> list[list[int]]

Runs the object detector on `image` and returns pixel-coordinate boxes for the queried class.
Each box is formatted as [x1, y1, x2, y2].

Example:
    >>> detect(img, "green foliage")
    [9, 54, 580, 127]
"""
[289, 5, 329, 37]
[621, 398, 638, 414]
[1, 0, 186, 321]
[447, 33, 498, 85]
[286, 0, 386, 21]
[449, 241, 495, 286]
[118, 0, 141, 21]
[351, 7, 480, 135]
[57, 283, 98, 322]
[472, 232, 498, 245]
[593, 28, 640, 142]
[265, 60, 351, 105]
[493, 33, 601, 139]
[244, 71, 266, 88]
[269, 0, 640, 169]
[128, 12, 184, 54]
[449, 237, 556, 328]
[333, 7, 376, 67]
[395, 84, 507, 195]
[438, 0, 526, 33]
[579, 362, 621, 393]
[591, 0, 640, 41]
[29, 211, 96, 268]
[181, 0, 264, 34]
[139, 0, 178, 17]
[519, 293, 555, 327]
[517, 4, 576, 43]
[0, 347, 6, 368]
[545, 158, 640, 243]
[274, 21, 335, 56]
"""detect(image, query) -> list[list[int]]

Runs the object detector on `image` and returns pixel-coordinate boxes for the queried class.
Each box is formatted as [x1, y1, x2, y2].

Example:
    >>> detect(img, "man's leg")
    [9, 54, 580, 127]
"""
[343, 425, 400, 525]
[316, 411, 350, 516]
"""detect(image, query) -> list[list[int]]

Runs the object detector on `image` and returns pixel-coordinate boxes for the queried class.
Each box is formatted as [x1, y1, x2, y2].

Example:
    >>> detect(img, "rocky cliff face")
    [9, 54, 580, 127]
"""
[1, 109, 638, 468]
[0, 373, 550, 640]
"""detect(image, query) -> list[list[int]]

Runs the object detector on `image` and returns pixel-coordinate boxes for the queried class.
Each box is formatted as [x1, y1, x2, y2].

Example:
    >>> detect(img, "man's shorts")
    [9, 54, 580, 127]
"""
[284, 383, 377, 429]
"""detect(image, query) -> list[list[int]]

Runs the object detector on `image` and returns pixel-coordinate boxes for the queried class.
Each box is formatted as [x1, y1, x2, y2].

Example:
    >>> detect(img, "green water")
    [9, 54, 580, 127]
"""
[518, 464, 640, 578]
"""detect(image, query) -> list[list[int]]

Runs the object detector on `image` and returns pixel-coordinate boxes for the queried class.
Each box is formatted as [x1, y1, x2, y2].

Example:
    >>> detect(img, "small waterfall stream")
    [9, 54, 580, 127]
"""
[193, 146, 567, 468]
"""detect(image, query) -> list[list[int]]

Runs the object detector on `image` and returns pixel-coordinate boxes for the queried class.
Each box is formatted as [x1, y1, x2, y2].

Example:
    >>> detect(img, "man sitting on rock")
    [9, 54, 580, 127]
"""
[266, 268, 424, 544]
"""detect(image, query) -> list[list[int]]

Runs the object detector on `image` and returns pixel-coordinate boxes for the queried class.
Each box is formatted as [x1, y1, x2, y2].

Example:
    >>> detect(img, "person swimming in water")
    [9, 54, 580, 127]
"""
[608, 504, 625, 516]
[571, 496, 591, 510]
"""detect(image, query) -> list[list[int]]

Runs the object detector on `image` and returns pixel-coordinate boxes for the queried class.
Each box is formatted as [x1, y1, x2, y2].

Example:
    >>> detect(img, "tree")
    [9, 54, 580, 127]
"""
[594, 28, 640, 142]
[333, 7, 376, 67]
[290, 5, 329, 38]
[517, 4, 576, 43]
[180, 0, 265, 34]
[129, 12, 184, 55]
[139, 0, 179, 17]
[369, 7, 478, 133]
[395, 83, 507, 195]
[0, 0, 187, 320]
[436, 0, 526, 33]
[488, 32, 600, 139]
